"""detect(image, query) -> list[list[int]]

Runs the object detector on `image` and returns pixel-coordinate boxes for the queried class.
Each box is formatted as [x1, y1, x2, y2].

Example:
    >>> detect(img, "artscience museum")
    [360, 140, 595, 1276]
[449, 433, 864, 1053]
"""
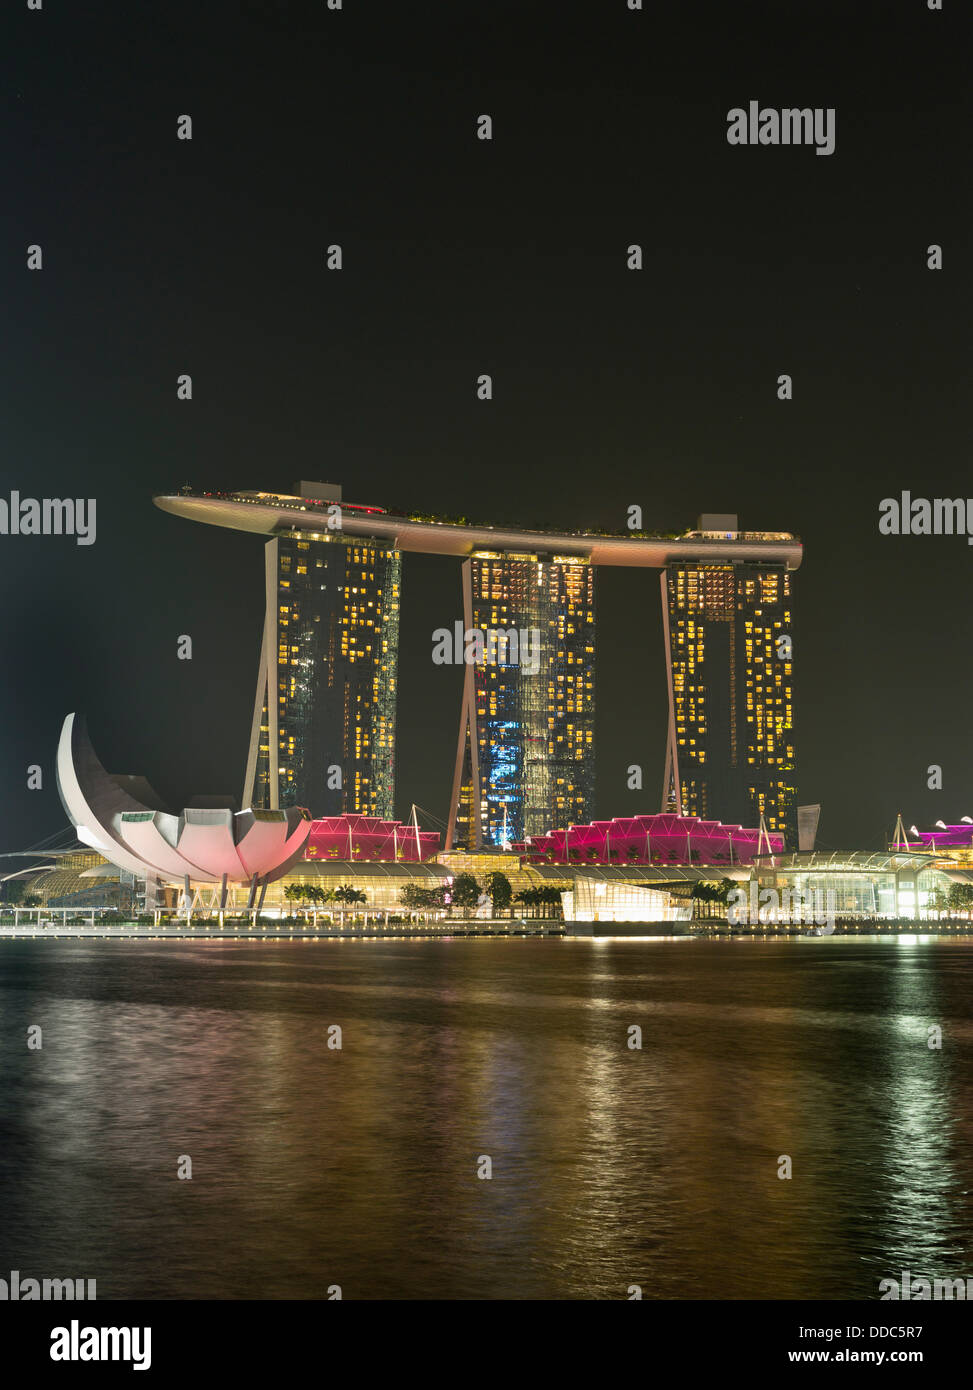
[56, 713, 311, 913]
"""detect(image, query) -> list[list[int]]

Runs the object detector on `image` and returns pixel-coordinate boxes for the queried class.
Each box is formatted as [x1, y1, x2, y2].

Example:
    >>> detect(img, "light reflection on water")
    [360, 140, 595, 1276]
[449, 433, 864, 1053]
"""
[0, 937, 970, 1299]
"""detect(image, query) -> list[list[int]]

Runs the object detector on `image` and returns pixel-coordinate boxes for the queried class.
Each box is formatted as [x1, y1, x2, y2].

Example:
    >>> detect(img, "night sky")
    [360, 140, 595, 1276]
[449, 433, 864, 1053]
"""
[2, 0, 969, 855]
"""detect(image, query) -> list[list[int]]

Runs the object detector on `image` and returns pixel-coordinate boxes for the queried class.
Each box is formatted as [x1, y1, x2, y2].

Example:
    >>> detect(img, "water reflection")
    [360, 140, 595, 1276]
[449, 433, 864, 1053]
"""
[0, 938, 970, 1298]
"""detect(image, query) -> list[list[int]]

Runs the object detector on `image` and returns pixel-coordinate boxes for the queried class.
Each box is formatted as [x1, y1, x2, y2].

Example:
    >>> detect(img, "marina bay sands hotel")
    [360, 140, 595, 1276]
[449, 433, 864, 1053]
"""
[155, 485, 803, 849]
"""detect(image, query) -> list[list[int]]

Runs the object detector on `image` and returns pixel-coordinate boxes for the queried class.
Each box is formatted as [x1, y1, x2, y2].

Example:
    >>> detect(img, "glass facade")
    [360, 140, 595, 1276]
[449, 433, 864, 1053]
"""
[450, 551, 595, 848]
[562, 878, 692, 924]
[252, 531, 401, 817]
[664, 561, 797, 846]
[754, 853, 957, 922]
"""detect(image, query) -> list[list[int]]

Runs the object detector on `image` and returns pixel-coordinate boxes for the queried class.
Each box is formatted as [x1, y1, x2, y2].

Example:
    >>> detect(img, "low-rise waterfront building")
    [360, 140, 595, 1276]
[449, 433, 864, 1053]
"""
[561, 876, 693, 926]
[751, 850, 973, 922]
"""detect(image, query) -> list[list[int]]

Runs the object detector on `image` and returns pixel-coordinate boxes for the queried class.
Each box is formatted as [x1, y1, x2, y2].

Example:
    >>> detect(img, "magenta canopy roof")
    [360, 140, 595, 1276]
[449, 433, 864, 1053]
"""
[912, 823, 973, 848]
[513, 813, 783, 866]
[303, 813, 441, 863]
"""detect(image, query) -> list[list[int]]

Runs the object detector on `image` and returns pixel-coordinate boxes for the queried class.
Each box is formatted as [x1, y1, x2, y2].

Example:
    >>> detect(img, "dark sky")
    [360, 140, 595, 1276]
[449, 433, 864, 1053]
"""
[2, 0, 969, 855]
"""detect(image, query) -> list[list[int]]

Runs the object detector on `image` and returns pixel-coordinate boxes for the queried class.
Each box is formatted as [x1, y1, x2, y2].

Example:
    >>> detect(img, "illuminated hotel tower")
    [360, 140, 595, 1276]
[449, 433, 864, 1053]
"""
[662, 517, 797, 846]
[243, 489, 401, 818]
[447, 551, 595, 849]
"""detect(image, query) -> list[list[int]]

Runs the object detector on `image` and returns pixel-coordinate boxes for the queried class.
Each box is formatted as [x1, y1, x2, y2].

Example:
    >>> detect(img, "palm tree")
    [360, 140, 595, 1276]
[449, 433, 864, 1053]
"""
[331, 884, 367, 923]
[302, 883, 323, 925]
[515, 887, 538, 919]
[485, 871, 512, 915]
[540, 886, 564, 919]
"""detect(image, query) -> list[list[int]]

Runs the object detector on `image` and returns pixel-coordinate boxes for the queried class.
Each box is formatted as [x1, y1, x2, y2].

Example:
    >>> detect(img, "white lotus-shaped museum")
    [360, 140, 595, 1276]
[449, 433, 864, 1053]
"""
[56, 712, 311, 890]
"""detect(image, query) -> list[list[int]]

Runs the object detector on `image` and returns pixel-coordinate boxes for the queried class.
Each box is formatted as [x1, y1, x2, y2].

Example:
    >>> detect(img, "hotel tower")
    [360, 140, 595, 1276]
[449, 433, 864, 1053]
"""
[242, 484, 401, 818]
[661, 515, 798, 846]
[446, 551, 595, 850]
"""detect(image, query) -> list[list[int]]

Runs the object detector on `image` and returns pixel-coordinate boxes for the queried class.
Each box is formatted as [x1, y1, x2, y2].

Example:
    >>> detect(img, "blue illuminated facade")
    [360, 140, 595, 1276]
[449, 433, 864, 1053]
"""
[448, 551, 595, 849]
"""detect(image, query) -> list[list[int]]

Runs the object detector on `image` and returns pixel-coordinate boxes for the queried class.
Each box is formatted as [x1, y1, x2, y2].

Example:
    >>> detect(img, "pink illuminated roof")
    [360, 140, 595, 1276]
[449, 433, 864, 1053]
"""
[513, 812, 783, 866]
[304, 813, 440, 862]
[911, 823, 973, 848]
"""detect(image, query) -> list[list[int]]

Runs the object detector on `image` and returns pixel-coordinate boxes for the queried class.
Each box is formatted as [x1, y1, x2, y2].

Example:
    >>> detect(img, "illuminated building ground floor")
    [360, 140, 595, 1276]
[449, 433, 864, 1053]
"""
[14, 845, 973, 928]
[18, 849, 704, 921]
[229, 857, 704, 917]
[751, 851, 973, 923]
[562, 877, 693, 926]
